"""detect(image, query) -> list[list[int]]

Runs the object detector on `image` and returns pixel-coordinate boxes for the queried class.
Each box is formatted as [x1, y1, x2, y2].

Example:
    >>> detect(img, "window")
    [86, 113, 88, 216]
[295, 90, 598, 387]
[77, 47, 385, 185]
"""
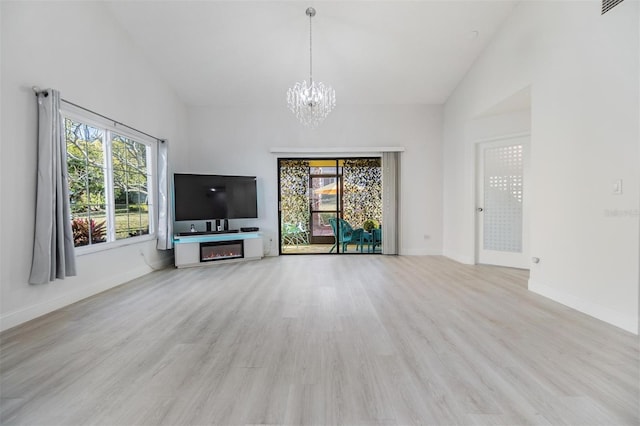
[64, 111, 155, 249]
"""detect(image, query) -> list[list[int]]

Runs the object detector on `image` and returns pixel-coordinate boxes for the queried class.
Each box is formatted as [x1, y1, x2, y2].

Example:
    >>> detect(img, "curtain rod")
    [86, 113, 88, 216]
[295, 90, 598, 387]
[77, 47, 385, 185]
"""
[32, 86, 165, 143]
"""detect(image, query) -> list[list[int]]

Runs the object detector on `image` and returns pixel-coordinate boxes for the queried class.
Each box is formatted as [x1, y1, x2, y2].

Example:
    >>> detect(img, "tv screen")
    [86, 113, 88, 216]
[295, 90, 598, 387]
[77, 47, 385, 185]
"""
[173, 174, 258, 221]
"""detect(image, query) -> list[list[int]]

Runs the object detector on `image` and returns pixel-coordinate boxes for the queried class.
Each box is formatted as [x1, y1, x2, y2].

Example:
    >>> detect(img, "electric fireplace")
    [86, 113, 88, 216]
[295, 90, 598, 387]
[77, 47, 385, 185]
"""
[200, 240, 244, 262]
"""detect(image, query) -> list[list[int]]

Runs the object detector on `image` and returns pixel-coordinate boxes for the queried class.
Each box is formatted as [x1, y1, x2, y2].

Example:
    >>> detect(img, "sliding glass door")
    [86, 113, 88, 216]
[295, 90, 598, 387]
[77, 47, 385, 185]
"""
[279, 158, 382, 255]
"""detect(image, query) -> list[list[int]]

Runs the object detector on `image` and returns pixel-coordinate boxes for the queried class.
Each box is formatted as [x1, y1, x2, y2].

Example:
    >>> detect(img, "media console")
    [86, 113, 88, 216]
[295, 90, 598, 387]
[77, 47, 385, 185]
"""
[173, 231, 263, 268]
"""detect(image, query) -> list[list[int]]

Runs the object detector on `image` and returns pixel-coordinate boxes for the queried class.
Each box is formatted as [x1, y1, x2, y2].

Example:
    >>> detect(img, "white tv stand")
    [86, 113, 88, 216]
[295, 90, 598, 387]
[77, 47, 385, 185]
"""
[173, 231, 263, 268]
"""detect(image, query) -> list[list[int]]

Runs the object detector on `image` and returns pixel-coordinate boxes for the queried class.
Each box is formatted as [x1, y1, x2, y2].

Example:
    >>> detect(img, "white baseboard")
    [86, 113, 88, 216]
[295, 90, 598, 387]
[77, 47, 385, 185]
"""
[0, 265, 151, 333]
[401, 248, 443, 256]
[528, 279, 638, 335]
[442, 249, 475, 265]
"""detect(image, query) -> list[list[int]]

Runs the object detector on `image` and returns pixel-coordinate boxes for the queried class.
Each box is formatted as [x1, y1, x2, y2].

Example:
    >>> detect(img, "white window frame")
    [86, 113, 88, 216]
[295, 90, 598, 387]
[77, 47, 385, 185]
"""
[62, 104, 158, 255]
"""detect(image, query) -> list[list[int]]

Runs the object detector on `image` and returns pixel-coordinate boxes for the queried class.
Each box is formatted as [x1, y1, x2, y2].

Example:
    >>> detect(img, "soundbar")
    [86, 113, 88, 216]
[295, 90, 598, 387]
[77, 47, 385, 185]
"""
[178, 230, 239, 236]
[240, 227, 259, 232]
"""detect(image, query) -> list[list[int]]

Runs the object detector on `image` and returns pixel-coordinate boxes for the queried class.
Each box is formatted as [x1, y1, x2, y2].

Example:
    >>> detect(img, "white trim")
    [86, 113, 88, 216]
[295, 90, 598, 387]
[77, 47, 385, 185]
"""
[0, 264, 151, 332]
[103, 132, 116, 241]
[74, 233, 155, 256]
[62, 109, 157, 250]
[529, 279, 638, 335]
[62, 102, 158, 144]
[401, 249, 443, 256]
[270, 146, 405, 154]
[472, 132, 530, 145]
[443, 250, 475, 265]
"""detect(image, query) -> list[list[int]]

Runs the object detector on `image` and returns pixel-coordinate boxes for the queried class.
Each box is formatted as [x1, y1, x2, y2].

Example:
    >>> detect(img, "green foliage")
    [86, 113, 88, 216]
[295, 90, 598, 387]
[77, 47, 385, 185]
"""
[65, 119, 149, 217]
[342, 159, 382, 229]
[128, 204, 148, 213]
[363, 219, 379, 232]
[66, 119, 105, 214]
[114, 210, 149, 240]
[279, 159, 310, 232]
[71, 218, 106, 247]
[112, 135, 148, 207]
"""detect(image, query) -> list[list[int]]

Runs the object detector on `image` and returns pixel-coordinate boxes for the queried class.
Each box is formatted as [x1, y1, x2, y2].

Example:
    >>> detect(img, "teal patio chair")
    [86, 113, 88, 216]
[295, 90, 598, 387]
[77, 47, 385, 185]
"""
[371, 228, 382, 253]
[329, 218, 366, 253]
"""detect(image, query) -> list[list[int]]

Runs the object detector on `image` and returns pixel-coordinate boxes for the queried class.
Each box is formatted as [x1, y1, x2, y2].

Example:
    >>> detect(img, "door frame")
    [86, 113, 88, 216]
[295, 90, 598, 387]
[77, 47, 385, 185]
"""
[278, 156, 383, 255]
[308, 171, 341, 245]
[474, 133, 530, 269]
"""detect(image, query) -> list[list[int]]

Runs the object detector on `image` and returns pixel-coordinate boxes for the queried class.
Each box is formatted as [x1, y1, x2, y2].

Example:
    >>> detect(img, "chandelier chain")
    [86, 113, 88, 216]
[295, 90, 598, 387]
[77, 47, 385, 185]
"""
[309, 11, 313, 84]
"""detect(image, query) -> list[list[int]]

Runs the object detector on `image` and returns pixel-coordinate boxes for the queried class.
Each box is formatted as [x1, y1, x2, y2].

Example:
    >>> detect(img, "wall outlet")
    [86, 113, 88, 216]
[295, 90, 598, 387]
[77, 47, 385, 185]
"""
[612, 179, 623, 195]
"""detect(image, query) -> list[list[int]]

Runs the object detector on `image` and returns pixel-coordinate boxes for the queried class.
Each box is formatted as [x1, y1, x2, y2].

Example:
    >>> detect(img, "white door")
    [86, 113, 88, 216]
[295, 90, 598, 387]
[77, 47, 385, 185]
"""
[476, 136, 529, 269]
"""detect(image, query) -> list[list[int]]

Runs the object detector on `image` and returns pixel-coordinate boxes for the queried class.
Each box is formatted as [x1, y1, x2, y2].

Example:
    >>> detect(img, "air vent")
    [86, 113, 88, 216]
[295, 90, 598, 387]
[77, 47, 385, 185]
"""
[602, 0, 624, 14]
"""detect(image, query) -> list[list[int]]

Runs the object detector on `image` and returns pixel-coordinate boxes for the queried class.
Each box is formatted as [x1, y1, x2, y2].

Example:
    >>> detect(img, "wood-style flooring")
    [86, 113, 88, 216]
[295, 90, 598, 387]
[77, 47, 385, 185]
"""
[1, 255, 638, 425]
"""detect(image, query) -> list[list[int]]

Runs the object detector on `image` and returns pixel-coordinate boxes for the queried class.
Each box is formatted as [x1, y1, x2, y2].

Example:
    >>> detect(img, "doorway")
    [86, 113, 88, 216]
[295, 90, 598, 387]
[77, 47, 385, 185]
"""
[476, 135, 530, 269]
[309, 161, 340, 245]
[279, 158, 382, 254]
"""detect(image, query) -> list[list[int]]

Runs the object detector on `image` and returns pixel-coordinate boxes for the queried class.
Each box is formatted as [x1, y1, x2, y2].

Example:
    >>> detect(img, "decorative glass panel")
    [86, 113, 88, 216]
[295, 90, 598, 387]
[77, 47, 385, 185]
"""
[483, 144, 523, 252]
[342, 159, 382, 230]
[279, 159, 310, 248]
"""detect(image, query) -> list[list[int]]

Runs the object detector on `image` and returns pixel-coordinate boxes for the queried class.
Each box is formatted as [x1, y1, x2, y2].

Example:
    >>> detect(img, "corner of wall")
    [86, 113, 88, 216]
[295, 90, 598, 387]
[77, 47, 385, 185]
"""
[442, 249, 475, 265]
[529, 278, 638, 335]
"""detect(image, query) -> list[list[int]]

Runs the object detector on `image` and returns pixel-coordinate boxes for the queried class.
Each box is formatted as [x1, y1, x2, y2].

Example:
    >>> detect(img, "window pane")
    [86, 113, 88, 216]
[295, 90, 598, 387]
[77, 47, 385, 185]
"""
[311, 177, 337, 211]
[483, 144, 523, 252]
[112, 134, 150, 240]
[311, 212, 335, 237]
[87, 166, 105, 207]
[65, 118, 108, 247]
[71, 207, 107, 247]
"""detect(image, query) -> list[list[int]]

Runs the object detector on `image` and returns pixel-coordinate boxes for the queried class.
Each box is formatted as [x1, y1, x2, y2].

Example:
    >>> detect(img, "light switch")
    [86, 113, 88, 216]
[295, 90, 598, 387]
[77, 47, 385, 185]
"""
[612, 179, 623, 195]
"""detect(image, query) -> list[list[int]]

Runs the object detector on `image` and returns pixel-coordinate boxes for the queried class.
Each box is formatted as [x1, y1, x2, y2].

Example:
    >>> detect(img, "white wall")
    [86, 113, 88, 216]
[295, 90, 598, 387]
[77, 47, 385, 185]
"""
[0, 2, 189, 331]
[443, 1, 639, 333]
[186, 104, 443, 257]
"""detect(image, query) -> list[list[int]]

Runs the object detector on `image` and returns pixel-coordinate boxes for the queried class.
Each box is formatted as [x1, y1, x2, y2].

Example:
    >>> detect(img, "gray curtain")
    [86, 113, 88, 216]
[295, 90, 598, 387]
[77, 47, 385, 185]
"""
[29, 89, 77, 284]
[156, 139, 173, 249]
[382, 151, 399, 255]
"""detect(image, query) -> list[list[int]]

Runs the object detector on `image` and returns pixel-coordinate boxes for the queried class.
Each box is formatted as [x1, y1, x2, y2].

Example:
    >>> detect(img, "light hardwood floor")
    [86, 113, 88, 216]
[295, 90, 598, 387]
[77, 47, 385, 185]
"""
[1, 255, 638, 425]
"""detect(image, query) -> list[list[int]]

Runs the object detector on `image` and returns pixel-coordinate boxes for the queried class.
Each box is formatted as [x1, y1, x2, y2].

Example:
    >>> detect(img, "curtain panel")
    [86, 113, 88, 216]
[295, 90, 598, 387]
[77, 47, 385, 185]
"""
[29, 89, 77, 284]
[382, 151, 399, 255]
[156, 139, 173, 250]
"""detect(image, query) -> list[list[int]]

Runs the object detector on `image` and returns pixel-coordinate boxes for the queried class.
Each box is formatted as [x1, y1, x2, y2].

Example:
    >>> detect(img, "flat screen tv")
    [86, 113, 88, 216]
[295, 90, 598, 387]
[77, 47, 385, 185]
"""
[173, 173, 258, 221]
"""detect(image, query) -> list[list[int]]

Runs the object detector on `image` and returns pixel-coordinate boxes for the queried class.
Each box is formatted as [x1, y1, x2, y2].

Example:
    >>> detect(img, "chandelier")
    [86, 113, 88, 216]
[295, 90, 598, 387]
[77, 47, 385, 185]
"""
[287, 7, 336, 128]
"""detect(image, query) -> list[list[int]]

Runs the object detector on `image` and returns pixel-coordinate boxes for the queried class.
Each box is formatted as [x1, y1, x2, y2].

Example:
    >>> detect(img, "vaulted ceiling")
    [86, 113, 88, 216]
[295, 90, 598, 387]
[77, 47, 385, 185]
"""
[106, 1, 518, 107]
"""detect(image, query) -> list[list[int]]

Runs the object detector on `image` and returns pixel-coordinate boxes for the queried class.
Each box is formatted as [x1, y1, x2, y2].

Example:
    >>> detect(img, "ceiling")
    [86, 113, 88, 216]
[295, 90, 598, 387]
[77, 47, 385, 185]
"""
[105, 1, 518, 107]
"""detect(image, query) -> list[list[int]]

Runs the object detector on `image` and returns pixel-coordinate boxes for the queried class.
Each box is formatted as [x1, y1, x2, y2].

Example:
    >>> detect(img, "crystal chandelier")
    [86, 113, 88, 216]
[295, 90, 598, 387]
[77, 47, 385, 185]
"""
[287, 7, 336, 128]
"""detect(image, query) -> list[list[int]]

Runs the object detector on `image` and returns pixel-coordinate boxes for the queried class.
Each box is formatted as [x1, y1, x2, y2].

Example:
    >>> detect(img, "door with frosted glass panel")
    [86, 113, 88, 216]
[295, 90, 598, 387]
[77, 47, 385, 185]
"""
[476, 136, 529, 269]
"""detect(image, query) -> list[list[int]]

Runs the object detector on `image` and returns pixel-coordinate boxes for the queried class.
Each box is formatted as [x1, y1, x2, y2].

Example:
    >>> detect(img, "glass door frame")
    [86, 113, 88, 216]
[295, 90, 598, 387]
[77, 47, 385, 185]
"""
[278, 156, 382, 255]
[308, 159, 342, 245]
